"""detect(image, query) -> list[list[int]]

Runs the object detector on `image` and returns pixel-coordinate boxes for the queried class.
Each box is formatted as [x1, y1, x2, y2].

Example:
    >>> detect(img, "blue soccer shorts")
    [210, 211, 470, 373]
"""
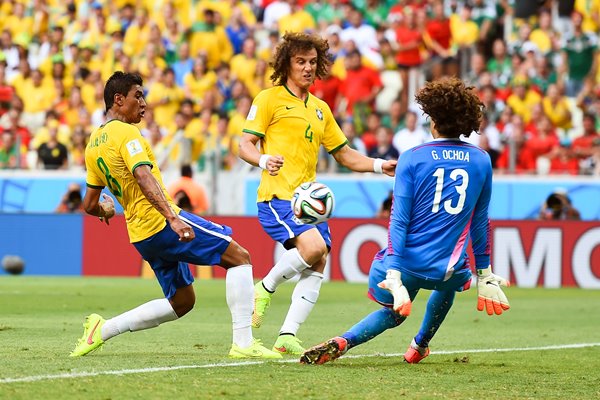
[257, 198, 332, 250]
[133, 210, 233, 299]
[367, 257, 472, 307]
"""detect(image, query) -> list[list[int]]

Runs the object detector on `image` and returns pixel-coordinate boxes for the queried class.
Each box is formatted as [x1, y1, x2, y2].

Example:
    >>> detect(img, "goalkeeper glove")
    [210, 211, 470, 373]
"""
[476, 266, 510, 315]
[378, 269, 412, 317]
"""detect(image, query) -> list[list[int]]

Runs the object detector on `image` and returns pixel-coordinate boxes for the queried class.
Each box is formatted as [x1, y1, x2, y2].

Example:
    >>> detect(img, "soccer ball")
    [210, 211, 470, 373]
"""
[291, 182, 335, 225]
[2, 255, 25, 275]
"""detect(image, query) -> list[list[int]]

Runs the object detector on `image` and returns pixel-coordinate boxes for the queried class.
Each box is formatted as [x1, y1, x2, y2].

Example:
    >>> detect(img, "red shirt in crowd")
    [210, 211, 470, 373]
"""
[310, 75, 342, 114]
[426, 18, 452, 56]
[526, 134, 559, 160]
[394, 25, 423, 67]
[550, 155, 579, 175]
[339, 66, 382, 115]
[496, 145, 537, 172]
[572, 133, 600, 151]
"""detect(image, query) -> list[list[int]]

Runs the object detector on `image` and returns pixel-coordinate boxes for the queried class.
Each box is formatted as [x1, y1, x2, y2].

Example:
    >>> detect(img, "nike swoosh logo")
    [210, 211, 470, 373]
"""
[283, 275, 292, 279]
[301, 296, 316, 304]
[86, 320, 101, 345]
[285, 106, 295, 110]
[274, 346, 287, 353]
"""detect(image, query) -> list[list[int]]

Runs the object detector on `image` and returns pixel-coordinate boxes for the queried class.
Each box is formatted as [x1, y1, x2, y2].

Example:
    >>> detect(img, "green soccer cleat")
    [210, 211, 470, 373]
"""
[272, 335, 306, 355]
[228, 339, 283, 359]
[252, 281, 273, 328]
[69, 313, 106, 357]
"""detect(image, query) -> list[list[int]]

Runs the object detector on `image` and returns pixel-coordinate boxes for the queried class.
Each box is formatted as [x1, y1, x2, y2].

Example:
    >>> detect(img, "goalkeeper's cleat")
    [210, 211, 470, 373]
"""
[272, 335, 305, 355]
[69, 313, 106, 357]
[252, 281, 273, 328]
[403, 339, 430, 364]
[228, 338, 282, 359]
[300, 336, 348, 365]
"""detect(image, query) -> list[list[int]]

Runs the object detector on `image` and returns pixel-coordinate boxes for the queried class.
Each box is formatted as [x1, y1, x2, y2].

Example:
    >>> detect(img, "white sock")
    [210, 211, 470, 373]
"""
[101, 298, 178, 341]
[262, 248, 311, 292]
[279, 269, 323, 336]
[226, 264, 253, 348]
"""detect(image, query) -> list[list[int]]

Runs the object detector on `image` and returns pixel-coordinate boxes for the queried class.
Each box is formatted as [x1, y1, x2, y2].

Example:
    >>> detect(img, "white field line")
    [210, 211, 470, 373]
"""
[1, 342, 599, 384]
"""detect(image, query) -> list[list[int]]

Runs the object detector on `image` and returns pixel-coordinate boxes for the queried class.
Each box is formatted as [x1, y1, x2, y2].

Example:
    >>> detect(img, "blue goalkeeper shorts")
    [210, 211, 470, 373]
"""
[257, 198, 332, 250]
[367, 255, 472, 307]
[133, 210, 233, 299]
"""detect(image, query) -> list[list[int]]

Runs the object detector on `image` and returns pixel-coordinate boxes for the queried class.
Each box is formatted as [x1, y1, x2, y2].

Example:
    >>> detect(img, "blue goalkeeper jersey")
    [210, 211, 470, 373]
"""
[385, 138, 492, 281]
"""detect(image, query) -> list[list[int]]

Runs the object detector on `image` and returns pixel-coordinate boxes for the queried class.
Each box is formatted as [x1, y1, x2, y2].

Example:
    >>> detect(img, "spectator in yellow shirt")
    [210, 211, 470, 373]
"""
[506, 77, 542, 124]
[136, 42, 168, 80]
[575, 0, 600, 33]
[20, 69, 56, 133]
[227, 94, 251, 141]
[63, 85, 89, 129]
[450, 4, 479, 49]
[183, 57, 217, 106]
[277, 1, 316, 33]
[543, 83, 573, 132]
[123, 9, 151, 56]
[529, 8, 560, 56]
[190, 9, 233, 70]
[230, 37, 258, 90]
[147, 68, 185, 129]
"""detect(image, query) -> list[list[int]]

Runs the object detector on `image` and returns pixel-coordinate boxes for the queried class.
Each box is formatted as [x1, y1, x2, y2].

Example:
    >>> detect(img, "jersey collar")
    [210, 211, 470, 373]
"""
[282, 84, 309, 106]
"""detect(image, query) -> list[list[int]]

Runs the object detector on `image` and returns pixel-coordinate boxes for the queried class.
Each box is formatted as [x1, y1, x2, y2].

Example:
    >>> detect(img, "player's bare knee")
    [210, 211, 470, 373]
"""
[170, 286, 196, 317]
[220, 241, 251, 268]
[235, 245, 251, 265]
[310, 254, 327, 273]
[297, 244, 327, 266]
[171, 296, 195, 317]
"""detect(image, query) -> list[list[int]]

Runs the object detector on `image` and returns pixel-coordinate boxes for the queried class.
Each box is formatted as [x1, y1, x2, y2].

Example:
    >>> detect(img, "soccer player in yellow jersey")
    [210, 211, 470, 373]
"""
[239, 32, 397, 355]
[70, 72, 280, 359]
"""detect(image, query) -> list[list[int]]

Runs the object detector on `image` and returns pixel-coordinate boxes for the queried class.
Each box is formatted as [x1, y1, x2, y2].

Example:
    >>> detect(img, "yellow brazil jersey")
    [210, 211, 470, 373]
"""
[243, 85, 348, 202]
[85, 119, 180, 243]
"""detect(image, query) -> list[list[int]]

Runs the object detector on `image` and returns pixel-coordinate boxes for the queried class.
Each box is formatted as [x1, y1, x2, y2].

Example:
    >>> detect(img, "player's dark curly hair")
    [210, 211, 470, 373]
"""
[414, 77, 483, 138]
[104, 71, 143, 111]
[270, 32, 330, 86]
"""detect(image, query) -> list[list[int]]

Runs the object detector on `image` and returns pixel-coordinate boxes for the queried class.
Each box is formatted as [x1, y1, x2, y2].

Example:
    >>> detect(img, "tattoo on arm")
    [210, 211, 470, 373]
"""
[137, 170, 178, 222]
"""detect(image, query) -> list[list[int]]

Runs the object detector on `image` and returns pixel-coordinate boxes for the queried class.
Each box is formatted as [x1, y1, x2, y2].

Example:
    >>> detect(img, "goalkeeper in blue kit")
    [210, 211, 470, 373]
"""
[301, 77, 510, 365]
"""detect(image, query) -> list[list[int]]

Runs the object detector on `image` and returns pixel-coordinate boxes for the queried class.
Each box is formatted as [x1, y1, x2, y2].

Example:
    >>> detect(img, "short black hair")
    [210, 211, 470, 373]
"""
[104, 71, 143, 110]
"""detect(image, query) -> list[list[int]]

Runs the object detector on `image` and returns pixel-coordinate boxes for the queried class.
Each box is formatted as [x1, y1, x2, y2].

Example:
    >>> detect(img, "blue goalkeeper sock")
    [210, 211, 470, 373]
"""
[342, 307, 406, 349]
[414, 289, 456, 348]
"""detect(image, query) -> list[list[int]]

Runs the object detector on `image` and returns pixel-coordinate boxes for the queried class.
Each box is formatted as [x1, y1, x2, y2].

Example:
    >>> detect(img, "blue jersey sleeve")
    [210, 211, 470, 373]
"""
[389, 151, 414, 256]
[470, 157, 492, 269]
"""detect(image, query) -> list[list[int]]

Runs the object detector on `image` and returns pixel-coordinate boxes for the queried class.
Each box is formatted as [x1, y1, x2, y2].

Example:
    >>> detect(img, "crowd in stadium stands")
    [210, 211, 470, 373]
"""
[1, 0, 600, 175]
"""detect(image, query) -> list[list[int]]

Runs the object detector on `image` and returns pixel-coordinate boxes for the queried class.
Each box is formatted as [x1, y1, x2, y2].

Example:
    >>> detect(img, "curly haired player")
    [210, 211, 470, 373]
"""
[302, 77, 510, 365]
[239, 32, 396, 355]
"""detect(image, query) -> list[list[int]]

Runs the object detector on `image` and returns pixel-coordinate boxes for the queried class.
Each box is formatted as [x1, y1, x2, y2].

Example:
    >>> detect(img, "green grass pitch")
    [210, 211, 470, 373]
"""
[1, 277, 599, 399]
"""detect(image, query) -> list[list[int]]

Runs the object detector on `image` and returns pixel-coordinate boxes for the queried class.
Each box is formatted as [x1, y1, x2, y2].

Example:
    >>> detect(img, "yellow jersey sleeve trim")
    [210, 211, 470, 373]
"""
[132, 161, 153, 174]
[86, 183, 105, 189]
[328, 140, 348, 154]
[243, 128, 265, 138]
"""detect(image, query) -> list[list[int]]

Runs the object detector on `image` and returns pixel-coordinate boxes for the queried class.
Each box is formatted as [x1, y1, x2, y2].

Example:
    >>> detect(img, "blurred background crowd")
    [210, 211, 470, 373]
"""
[1, 0, 600, 176]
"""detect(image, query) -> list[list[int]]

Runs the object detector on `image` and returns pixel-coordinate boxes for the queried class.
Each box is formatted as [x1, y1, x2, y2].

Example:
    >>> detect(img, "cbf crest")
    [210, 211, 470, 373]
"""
[315, 108, 323, 121]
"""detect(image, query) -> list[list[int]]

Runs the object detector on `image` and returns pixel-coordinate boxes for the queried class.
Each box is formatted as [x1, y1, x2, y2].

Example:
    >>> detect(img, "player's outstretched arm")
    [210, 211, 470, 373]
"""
[134, 165, 194, 242]
[332, 145, 396, 176]
[476, 266, 510, 316]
